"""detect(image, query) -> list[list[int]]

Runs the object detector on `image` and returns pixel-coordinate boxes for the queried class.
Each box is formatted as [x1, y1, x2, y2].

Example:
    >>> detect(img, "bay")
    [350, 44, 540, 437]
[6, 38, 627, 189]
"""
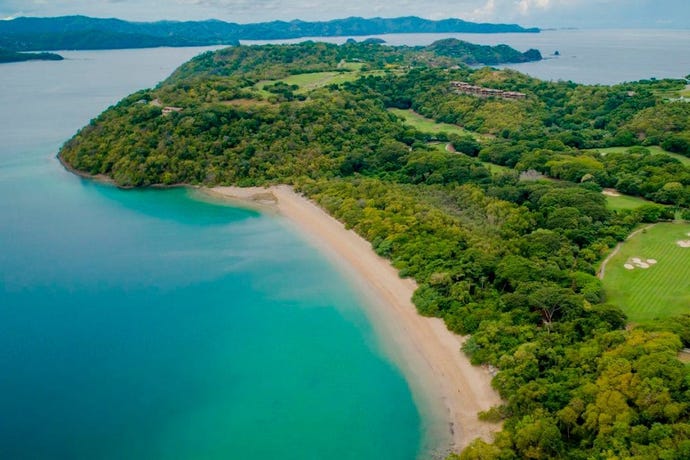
[3, 27, 686, 459]
[0, 48, 422, 459]
[243, 29, 690, 85]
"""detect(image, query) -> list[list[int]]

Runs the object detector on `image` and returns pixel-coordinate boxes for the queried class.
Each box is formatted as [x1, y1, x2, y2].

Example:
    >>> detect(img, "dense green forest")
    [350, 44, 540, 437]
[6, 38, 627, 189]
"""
[0, 15, 537, 51]
[60, 41, 690, 459]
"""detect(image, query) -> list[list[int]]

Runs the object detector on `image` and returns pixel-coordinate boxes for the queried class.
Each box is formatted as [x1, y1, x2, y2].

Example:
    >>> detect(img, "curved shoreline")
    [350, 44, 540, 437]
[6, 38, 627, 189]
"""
[204, 185, 502, 455]
[57, 154, 116, 185]
[54, 158, 504, 453]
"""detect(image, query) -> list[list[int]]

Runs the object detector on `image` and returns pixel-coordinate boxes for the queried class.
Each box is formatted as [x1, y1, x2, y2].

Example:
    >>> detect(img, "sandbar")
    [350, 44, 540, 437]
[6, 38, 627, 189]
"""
[203, 185, 501, 454]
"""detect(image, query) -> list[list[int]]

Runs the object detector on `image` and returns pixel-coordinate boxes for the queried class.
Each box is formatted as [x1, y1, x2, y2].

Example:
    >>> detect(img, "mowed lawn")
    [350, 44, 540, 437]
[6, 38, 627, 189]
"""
[253, 72, 358, 96]
[595, 146, 690, 167]
[604, 192, 651, 211]
[278, 71, 361, 93]
[388, 108, 480, 140]
[255, 68, 384, 95]
[603, 222, 690, 324]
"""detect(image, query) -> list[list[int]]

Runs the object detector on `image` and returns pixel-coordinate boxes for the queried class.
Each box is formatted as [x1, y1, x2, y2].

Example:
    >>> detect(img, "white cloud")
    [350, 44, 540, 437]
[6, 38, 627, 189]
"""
[0, 0, 688, 28]
[469, 0, 496, 21]
[516, 0, 552, 15]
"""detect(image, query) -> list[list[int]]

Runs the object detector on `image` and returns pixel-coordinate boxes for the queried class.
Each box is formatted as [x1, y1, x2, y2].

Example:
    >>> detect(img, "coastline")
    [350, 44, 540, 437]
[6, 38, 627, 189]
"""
[204, 185, 502, 455]
[57, 154, 116, 185]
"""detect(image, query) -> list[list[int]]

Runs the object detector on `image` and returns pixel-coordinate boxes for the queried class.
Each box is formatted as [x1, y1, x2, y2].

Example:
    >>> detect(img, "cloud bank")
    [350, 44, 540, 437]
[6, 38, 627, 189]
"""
[0, 0, 688, 29]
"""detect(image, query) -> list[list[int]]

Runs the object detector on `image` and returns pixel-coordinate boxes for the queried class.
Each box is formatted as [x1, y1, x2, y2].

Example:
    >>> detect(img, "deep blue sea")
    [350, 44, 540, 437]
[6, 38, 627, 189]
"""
[0, 48, 422, 459]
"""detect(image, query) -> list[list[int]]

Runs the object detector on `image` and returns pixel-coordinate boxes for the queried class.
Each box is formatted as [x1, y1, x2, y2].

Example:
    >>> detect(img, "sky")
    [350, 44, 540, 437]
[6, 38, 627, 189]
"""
[1, 0, 689, 29]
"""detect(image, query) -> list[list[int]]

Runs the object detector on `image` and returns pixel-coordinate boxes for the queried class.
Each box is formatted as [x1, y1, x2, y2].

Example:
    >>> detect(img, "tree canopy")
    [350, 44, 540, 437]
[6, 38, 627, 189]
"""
[59, 41, 690, 459]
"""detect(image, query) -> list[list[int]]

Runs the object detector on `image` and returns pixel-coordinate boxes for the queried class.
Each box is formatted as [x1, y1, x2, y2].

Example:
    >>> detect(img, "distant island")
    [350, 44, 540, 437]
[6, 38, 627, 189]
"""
[0, 15, 539, 51]
[0, 47, 63, 63]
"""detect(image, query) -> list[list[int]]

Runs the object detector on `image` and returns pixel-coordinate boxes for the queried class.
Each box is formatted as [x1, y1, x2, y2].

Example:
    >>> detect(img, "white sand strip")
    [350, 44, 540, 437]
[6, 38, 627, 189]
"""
[204, 185, 502, 453]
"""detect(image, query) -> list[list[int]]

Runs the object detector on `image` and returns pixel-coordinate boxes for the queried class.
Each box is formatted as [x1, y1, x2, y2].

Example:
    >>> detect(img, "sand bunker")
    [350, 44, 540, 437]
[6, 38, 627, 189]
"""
[625, 256, 656, 270]
[677, 240, 690, 248]
[602, 189, 621, 197]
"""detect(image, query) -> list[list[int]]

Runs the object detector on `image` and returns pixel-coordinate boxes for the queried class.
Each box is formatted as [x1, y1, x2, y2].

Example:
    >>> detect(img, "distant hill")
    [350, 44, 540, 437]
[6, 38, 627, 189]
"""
[0, 15, 539, 51]
[0, 47, 63, 63]
[428, 38, 541, 65]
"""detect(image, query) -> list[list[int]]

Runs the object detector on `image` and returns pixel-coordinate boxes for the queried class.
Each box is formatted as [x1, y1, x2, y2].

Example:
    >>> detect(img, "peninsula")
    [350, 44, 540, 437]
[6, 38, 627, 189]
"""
[59, 41, 690, 458]
[0, 47, 63, 63]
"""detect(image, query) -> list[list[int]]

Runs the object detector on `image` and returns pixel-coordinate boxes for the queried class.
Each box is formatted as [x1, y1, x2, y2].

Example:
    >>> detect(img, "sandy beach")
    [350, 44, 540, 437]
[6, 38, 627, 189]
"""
[204, 185, 501, 454]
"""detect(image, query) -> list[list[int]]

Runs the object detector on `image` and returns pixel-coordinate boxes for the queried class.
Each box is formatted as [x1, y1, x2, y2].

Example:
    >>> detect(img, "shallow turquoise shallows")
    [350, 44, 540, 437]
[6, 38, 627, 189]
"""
[0, 49, 421, 459]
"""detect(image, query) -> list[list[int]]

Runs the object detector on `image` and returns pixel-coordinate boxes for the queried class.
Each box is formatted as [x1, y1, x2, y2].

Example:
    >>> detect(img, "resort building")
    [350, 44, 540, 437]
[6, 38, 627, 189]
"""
[451, 81, 526, 100]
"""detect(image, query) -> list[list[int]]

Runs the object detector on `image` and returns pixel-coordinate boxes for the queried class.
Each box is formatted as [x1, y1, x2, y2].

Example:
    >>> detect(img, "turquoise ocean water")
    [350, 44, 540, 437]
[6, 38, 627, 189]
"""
[2, 30, 689, 459]
[0, 48, 422, 459]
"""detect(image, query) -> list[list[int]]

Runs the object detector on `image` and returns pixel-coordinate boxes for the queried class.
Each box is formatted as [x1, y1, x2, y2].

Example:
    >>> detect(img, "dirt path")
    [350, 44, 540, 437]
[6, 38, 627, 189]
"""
[597, 224, 656, 279]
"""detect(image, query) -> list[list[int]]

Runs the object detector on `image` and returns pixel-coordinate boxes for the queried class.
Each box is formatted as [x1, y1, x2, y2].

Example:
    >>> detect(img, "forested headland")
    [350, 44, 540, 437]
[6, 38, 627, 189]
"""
[60, 41, 690, 459]
[0, 47, 63, 63]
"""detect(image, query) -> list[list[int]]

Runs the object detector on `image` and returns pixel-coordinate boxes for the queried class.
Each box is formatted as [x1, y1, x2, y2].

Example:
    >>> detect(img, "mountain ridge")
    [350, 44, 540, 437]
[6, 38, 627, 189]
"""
[0, 15, 539, 51]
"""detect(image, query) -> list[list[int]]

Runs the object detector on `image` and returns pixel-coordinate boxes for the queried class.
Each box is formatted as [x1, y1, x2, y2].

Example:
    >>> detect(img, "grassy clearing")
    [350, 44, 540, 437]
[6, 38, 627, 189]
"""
[254, 67, 384, 96]
[604, 192, 651, 211]
[650, 81, 690, 99]
[338, 61, 365, 71]
[484, 162, 511, 174]
[594, 146, 690, 167]
[254, 72, 357, 95]
[602, 222, 690, 323]
[388, 108, 481, 140]
[279, 71, 361, 93]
